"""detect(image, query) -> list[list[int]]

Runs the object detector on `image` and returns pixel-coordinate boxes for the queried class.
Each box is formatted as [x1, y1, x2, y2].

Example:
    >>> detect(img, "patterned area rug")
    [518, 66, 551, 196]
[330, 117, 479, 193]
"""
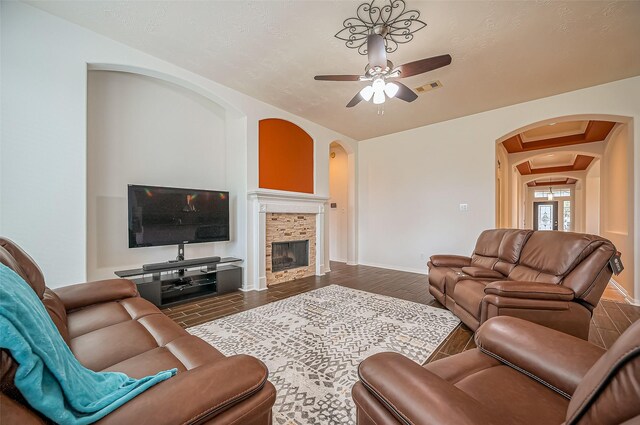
[188, 285, 460, 424]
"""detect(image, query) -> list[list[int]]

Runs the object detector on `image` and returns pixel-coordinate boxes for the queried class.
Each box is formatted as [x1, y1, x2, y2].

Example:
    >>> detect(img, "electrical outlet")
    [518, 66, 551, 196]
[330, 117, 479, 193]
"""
[459, 203, 469, 212]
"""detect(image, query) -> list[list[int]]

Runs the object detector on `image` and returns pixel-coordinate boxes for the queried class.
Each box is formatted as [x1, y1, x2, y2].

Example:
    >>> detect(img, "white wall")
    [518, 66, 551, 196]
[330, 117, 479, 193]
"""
[585, 160, 601, 234]
[87, 71, 233, 280]
[0, 2, 356, 287]
[358, 76, 640, 303]
[329, 143, 348, 262]
[601, 124, 635, 297]
[495, 144, 509, 228]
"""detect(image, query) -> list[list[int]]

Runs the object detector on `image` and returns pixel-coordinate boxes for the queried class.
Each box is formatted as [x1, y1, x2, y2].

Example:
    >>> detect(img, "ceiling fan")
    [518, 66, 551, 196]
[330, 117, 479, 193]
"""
[314, 33, 452, 108]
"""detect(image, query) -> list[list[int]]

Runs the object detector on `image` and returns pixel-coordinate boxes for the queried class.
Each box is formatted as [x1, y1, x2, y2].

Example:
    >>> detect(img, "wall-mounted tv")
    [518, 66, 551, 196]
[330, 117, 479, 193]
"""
[128, 184, 230, 248]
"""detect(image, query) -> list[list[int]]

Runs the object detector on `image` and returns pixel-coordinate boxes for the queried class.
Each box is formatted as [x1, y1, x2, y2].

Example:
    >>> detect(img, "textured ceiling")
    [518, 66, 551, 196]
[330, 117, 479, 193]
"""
[27, 1, 640, 140]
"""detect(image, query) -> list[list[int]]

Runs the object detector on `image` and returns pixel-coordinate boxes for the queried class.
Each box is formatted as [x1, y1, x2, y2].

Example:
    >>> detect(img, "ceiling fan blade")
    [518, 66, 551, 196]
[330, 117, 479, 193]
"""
[314, 74, 362, 81]
[346, 92, 363, 108]
[394, 82, 418, 102]
[397, 54, 452, 78]
[367, 34, 387, 69]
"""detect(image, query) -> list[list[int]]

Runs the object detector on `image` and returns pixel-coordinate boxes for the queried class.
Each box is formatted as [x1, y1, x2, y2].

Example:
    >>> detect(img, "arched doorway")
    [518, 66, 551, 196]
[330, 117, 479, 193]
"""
[327, 140, 357, 269]
[496, 115, 635, 303]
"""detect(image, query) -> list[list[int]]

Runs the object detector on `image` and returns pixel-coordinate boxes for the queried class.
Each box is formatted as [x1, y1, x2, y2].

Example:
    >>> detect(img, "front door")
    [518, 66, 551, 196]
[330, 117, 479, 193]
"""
[533, 201, 558, 231]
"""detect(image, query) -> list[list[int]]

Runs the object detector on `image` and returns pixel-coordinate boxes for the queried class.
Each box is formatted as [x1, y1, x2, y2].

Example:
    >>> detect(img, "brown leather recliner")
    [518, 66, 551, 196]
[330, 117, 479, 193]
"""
[428, 229, 616, 339]
[0, 238, 276, 424]
[352, 316, 640, 425]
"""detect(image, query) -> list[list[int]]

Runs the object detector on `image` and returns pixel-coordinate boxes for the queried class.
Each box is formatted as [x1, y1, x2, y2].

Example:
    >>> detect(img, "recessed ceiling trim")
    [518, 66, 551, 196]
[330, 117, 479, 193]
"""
[520, 120, 589, 143]
[503, 120, 616, 154]
[516, 155, 595, 175]
[527, 178, 578, 187]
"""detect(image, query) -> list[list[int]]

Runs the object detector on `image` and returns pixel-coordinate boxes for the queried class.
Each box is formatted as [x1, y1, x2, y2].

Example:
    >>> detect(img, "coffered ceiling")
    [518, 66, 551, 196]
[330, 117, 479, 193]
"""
[516, 154, 595, 176]
[527, 178, 577, 187]
[502, 120, 616, 154]
[27, 1, 640, 140]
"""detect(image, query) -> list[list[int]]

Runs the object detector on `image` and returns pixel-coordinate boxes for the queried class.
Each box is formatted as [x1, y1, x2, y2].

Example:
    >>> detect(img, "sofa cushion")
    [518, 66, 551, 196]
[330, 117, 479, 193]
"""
[67, 297, 223, 374]
[515, 232, 606, 278]
[42, 289, 70, 345]
[471, 229, 532, 273]
[454, 280, 487, 319]
[67, 298, 159, 339]
[423, 349, 568, 425]
[102, 335, 225, 378]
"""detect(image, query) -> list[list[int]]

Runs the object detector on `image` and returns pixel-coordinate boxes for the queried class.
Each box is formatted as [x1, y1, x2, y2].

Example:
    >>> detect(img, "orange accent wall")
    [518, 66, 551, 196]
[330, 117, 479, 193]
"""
[259, 118, 314, 193]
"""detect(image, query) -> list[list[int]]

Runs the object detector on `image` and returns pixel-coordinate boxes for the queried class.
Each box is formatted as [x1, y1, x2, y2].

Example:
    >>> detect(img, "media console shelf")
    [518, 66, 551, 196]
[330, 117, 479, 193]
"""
[115, 257, 242, 308]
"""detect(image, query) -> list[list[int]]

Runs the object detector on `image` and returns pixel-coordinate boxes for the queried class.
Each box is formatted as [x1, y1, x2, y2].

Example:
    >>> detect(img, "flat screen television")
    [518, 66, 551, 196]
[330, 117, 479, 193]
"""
[128, 184, 230, 248]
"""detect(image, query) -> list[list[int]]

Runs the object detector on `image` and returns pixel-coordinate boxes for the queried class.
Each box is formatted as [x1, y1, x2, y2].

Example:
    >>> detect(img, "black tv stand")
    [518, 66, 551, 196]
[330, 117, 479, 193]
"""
[115, 257, 242, 308]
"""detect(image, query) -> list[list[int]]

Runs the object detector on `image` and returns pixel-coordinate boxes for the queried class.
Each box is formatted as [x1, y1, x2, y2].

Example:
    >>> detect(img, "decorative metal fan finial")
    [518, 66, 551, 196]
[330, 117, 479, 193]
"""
[334, 0, 427, 55]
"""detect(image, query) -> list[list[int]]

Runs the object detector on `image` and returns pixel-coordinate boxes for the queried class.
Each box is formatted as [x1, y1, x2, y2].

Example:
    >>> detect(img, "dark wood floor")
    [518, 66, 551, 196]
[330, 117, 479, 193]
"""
[162, 261, 639, 363]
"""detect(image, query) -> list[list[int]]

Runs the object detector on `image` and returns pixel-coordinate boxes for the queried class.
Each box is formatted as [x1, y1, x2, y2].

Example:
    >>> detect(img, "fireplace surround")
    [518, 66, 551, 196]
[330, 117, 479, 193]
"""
[247, 189, 328, 290]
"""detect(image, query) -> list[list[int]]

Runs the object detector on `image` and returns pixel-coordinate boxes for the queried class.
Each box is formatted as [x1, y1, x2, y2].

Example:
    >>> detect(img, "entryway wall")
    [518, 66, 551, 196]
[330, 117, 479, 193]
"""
[600, 123, 635, 298]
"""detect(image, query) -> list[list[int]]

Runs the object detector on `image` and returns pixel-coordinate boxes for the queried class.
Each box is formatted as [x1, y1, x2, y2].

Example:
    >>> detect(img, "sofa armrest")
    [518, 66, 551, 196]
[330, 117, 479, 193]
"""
[54, 279, 138, 311]
[97, 355, 274, 425]
[476, 317, 604, 397]
[484, 281, 574, 301]
[429, 255, 472, 268]
[356, 352, 504, 425]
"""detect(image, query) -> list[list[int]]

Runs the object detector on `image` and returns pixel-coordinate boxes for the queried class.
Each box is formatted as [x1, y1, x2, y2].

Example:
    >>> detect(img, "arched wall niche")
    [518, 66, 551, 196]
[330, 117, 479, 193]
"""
[86, 65, 247, 281]
[259, 118, 314, 194]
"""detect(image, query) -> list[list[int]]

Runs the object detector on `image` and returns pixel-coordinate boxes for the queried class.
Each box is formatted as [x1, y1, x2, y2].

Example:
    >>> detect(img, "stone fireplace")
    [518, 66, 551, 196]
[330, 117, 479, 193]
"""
[247, 190, 328, 290]
[266, 214, 316, 285]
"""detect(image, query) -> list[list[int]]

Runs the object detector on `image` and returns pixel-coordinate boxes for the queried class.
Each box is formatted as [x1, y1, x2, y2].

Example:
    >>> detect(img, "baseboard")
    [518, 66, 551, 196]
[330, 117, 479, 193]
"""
[357, 261, 427, 275]
[330, 258, 348, 263]
[609, 278, 639, 305]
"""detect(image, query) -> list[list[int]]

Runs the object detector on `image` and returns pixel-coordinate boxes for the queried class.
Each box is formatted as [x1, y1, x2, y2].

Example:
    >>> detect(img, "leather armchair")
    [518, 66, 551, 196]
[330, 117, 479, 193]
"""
[352, 316, 640, 425]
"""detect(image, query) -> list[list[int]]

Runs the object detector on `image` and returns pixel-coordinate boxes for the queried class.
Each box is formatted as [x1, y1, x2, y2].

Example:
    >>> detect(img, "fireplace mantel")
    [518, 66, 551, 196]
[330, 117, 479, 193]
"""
[248, 189, 329, 214]
[247, 189, 328, 290]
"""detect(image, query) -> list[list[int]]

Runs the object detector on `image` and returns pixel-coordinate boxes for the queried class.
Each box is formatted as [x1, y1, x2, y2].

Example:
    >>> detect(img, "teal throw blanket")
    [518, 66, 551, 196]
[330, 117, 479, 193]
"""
[0, 263, 176, 424]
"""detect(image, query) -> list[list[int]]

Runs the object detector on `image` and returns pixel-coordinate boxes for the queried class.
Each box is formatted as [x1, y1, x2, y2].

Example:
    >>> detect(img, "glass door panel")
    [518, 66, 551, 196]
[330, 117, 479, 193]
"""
[533, 201, 558, 231]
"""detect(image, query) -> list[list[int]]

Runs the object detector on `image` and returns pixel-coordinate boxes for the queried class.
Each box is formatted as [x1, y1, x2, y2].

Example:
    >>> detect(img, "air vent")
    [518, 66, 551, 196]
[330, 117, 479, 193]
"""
[415, 80, 443, 93]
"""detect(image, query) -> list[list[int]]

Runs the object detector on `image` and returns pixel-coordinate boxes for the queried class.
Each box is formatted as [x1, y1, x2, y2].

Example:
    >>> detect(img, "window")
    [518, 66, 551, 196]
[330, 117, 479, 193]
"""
[563, 200, 571, 232]
[534, 189, 571, 198]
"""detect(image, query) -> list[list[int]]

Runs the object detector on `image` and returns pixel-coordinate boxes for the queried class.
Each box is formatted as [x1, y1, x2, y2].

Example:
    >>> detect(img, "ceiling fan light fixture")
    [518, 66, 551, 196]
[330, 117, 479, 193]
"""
[372, 78, 385, 92]
[384, 82, 399, 98]
[373, 89, 385, 104]
[360, 85, 374, 101]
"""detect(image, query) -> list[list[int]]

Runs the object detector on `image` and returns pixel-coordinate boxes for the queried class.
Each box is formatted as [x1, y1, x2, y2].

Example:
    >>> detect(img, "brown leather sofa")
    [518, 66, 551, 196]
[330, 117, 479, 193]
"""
[0, 238, 276, 424]
[428, 229, 616, 338]
[352, 316, 640, 425]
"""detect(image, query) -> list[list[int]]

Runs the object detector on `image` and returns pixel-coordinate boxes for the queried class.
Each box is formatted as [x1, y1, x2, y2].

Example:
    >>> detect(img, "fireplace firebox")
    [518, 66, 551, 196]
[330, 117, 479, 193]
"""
[272, 240, 309, 272]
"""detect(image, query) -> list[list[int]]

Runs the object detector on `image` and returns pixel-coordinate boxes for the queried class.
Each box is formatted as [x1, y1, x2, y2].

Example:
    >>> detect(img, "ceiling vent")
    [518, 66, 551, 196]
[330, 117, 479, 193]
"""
[415, 80, 443, 93]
